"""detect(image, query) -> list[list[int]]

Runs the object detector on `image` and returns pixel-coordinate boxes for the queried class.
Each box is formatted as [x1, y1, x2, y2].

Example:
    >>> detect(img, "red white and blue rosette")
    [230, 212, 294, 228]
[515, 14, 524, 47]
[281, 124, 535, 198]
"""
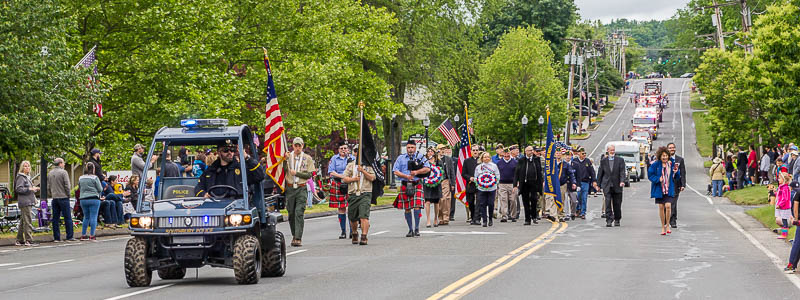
[477, 172, 497, 189]
[423, 165, 443, 187]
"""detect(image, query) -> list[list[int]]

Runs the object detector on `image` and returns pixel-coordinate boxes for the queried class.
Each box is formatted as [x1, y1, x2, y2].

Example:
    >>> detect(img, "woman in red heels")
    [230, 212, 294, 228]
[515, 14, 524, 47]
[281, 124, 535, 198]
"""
[648, 147, 681, 235]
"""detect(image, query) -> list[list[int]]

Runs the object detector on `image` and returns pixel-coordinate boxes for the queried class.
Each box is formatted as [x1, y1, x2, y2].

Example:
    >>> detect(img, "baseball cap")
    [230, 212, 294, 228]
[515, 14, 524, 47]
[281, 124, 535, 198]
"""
[792, 151, 799, 156]
[790, 145, 798, 151]
[90, 148, 103, 154]
[293, 137, 304, 145]
[436, 144, 448, 150]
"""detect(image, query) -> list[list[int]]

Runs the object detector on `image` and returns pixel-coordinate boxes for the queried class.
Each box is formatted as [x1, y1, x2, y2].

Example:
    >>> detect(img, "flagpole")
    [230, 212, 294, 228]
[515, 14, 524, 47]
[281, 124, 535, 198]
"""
[464, 103, 472, 147]
[356, 101, 365, 195]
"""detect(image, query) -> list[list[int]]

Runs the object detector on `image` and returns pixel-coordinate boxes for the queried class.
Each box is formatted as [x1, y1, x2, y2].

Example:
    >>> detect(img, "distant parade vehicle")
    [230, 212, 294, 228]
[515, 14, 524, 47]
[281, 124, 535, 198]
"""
[605, 141, 645, 186]
[124, 119, 286, 287]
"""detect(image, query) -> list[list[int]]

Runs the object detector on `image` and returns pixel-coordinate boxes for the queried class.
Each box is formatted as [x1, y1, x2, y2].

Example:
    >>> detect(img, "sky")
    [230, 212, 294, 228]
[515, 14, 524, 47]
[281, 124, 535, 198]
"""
[574, 0, 692, 23]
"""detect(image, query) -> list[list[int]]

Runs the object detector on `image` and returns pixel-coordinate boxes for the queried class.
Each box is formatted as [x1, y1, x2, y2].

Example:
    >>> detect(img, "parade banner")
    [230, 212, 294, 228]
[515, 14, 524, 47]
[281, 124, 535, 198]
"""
[543, 110, 562, 209]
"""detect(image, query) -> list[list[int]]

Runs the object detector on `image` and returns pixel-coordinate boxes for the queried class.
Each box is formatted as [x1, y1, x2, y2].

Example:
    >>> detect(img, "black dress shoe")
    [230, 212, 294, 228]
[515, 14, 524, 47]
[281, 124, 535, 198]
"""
[488, 219, 493, 226]
[601, 213, 607, 219]
[670, 222, 677, 228]
[606, 220, 613, 227]
[339, 232, 347, 239]
[523, 221, 531, 225]
[470, 221, 480, 226]
[406, 230, 414, 237]
[414, 229, 420, 237]
[533, 219, 538, 224]
[500, 218, 508, 223]
[482, 223, 488, 227]
[614, 220, 621, 227]
[511, 218, 517, 223]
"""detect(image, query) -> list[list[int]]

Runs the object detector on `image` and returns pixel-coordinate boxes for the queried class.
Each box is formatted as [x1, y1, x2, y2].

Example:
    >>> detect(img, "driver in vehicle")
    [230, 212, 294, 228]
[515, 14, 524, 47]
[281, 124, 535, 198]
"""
[195, 142, 266, 198]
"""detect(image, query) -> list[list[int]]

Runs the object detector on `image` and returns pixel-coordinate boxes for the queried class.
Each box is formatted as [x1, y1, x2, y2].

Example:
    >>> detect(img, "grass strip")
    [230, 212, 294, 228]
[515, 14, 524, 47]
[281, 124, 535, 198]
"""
[693, 111, 712, 157]
[725, 185, 768, 205]
[746, 205, 796, 239]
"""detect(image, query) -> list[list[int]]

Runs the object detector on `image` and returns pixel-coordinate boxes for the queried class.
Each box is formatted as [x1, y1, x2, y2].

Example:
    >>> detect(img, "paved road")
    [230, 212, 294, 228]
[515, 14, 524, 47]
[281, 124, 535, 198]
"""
[2, 79, 799, 299]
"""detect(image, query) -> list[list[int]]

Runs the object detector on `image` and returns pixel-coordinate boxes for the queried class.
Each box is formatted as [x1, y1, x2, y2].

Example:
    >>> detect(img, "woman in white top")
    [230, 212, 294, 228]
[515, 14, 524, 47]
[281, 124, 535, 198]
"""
[473, 152, 500, 227]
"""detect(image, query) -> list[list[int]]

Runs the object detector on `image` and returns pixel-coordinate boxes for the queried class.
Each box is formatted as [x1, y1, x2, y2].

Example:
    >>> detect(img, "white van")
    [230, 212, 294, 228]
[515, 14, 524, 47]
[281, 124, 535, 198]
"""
[605, 141, 644, 185]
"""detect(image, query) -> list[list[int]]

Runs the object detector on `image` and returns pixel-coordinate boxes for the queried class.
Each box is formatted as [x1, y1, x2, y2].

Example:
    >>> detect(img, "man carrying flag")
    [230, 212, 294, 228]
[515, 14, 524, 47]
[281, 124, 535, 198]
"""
[543, 109, 563, 222]
[340, 105, 383, 245]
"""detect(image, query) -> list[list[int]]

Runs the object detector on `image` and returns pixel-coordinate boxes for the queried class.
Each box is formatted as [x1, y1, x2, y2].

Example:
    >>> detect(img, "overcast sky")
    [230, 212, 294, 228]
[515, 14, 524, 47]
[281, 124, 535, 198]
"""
[575, 0, 692, 23]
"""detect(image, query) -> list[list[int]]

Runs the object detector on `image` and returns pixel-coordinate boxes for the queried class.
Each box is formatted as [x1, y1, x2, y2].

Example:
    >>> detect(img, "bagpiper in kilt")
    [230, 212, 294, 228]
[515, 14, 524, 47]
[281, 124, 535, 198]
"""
[328, 142, 355, 239]
[392, 139, 429, 238]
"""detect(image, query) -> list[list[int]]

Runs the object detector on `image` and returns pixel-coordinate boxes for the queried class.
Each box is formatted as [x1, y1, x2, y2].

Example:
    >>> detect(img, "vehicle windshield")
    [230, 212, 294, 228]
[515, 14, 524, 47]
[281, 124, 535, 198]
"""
[616, 152, 637, 163]
[632, 132, 649, 138]
[633, 118, 656, 125]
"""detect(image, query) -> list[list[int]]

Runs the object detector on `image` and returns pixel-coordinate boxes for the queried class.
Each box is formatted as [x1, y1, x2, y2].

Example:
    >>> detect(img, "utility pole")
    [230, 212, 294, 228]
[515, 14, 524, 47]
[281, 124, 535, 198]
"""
[577, 46, 584, 135]
[565, 41, 578, 144]
[713, 0, 726, 51]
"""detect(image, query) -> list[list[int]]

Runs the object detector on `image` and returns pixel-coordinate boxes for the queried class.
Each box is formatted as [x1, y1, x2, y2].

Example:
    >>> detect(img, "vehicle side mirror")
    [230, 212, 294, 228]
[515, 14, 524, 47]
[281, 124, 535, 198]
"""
[630, 120, 633, 124]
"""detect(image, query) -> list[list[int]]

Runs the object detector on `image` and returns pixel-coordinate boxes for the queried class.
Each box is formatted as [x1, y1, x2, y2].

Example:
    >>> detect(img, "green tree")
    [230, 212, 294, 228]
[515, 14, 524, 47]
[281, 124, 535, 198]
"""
[0, 0, 102, 162]
[470, 26, 566, 144]
[480, 0, 578, 55]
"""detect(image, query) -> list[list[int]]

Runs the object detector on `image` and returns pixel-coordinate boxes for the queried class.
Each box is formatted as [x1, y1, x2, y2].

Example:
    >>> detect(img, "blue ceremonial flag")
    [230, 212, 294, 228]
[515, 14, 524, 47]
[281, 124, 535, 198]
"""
[543, 110, 562, 210]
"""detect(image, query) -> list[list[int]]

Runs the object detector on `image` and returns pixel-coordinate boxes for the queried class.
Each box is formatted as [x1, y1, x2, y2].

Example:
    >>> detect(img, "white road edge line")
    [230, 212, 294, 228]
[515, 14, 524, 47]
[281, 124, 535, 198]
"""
[679, 78, 800, 291]
[103, 283, 176, 300]
[0, 263, 21, 267]
[287, 249, 307, 256]
[370, 230, 389, 236]
[8, 259, 75, 270]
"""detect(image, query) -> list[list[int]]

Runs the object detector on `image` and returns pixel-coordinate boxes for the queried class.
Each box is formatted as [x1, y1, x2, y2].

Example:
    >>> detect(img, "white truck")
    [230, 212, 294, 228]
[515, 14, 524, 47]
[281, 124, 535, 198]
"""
[605, 141, 645, 186]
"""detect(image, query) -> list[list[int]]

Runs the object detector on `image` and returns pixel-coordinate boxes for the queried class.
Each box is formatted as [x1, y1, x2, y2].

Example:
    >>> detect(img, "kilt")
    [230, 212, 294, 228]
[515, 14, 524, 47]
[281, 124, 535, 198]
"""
[393, 182, 423, 210]
[328, 180, 348, 208]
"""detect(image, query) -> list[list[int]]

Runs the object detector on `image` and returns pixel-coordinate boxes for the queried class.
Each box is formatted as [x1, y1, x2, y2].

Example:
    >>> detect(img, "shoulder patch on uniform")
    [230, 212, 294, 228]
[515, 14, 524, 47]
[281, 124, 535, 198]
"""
[235, 169, 240, 175]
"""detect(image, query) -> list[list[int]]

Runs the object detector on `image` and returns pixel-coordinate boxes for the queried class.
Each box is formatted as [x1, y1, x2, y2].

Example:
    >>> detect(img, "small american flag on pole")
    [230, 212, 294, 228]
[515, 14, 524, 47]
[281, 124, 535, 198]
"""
[75, 45, 102, 118]
[262, 48, 288, 192]
[436, 118, 459, 147]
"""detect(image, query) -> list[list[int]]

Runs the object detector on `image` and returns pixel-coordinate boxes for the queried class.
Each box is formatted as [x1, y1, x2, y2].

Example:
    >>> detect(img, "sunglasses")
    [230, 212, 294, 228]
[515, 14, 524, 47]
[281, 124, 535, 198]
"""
[220, 148, 235, 153]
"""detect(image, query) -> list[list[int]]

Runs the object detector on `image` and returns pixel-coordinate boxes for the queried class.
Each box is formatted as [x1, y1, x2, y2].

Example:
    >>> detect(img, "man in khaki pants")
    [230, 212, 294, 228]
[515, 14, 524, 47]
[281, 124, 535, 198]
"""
[285, 137, 316, 247]
[496, 148, 518, 222]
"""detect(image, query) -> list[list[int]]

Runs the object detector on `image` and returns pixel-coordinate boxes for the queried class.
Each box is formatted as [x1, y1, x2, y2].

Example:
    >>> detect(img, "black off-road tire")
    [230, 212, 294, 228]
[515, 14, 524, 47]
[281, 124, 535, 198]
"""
[157, 266, 187, 280]
[233, 234, 261, 284]
[261, 231, 287, 277]
[124, 237, 152, 287]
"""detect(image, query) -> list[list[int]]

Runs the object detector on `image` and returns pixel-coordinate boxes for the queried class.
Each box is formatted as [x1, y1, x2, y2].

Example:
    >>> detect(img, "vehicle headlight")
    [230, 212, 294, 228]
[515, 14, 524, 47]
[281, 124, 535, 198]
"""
[134, 216, 152, 229]
[228, 214, 243, 226]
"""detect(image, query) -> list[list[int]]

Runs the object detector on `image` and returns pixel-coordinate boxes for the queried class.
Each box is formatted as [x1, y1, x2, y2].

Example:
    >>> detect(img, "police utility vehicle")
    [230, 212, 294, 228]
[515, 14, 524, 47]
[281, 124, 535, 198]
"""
[124, 119, 286, 286]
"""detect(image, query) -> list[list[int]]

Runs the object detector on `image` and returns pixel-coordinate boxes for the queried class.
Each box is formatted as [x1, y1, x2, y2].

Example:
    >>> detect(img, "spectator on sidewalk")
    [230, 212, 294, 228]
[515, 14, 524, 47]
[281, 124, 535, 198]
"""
[123, 175, 140, 221]
[192, 151, 207, 177]
[89, 148, 105, 182]
[14, 161, 39, 246]
[102, 175, 129, 227]
[784, 181, 800, 273]
[775, 173, 793, 240]
[162, 150, 181, 177]
[48, 158, 74, 242]
[78, 163, 103, 241]
[737, 148, 749, 189]
[760, 150, 771, 184]
[725, 155, 735, 190]
[709, 157, 725, 197]
[748, 145, 758, 186]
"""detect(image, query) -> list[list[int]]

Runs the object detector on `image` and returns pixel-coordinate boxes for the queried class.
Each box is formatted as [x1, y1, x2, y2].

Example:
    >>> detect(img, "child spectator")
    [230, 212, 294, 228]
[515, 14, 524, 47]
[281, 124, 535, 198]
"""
[784, 181, 800, 273]
[775, 173, 793, 239]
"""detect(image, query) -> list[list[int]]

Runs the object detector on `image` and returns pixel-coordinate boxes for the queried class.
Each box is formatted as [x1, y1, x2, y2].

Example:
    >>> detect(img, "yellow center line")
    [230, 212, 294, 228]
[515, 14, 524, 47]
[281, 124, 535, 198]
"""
[427, 221, 566, 300]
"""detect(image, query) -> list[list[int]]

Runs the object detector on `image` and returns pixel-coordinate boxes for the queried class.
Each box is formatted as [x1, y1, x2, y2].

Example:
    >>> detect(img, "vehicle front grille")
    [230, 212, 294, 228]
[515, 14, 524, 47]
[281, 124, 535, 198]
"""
[156, 216, 222, 228]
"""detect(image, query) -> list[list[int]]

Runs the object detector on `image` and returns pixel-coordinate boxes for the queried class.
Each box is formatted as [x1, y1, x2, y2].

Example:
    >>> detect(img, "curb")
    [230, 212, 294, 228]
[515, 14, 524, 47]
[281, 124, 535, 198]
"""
[0, 204, 397, 248]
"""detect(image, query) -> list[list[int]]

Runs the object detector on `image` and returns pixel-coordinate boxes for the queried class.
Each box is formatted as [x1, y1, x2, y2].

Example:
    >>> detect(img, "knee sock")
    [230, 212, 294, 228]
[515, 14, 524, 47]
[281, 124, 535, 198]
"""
[404, 212, 413, 231]
[783, 218, 789, 229]
[414, 209, 422, 230]
[338, 214, 347, 233]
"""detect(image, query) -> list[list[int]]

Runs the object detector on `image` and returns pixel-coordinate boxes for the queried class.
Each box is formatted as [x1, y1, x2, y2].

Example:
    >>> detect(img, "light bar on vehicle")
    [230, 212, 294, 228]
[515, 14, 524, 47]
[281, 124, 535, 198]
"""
[180, 119, 229, 128]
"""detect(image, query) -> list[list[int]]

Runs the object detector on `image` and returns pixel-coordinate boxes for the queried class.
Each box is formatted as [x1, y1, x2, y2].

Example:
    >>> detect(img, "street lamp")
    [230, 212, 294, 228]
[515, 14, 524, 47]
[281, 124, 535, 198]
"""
[423, 117, 430, 151]
[538, 115, 545, 146]
[521, 115, 528, 147]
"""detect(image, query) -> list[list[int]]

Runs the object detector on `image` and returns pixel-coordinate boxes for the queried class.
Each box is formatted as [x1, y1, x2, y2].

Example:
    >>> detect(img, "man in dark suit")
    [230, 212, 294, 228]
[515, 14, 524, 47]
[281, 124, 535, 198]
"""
[595, 145, 627, 227]
[462, 146, 481, 225]
[514, 146, 543, 225]
[667, 143, 686, 228]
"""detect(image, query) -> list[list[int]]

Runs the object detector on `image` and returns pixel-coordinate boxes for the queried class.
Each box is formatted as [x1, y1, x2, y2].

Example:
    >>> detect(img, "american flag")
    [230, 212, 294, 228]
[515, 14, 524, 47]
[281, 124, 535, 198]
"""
[262, 49, 288, 192]
[437, 118, 459, 147]
[467, 118, 474, 135]
[454, 117, 471, 204]
[75, 46, 102, 118]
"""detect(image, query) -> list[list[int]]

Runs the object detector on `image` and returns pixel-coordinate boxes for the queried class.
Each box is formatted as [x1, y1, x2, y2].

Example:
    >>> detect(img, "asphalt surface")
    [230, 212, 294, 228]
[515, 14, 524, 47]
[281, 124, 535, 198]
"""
[2, 79, 799, 299]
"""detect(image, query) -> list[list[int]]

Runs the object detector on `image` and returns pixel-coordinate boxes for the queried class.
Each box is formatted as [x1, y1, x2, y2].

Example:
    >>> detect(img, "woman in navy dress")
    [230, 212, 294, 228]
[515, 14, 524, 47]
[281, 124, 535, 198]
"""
[648, 146, 681, 235]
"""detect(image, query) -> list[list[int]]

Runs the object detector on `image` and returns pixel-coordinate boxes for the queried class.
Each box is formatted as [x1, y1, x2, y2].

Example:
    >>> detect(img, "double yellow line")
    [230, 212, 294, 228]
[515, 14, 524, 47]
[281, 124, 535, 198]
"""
[427, 221, 568, 300]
